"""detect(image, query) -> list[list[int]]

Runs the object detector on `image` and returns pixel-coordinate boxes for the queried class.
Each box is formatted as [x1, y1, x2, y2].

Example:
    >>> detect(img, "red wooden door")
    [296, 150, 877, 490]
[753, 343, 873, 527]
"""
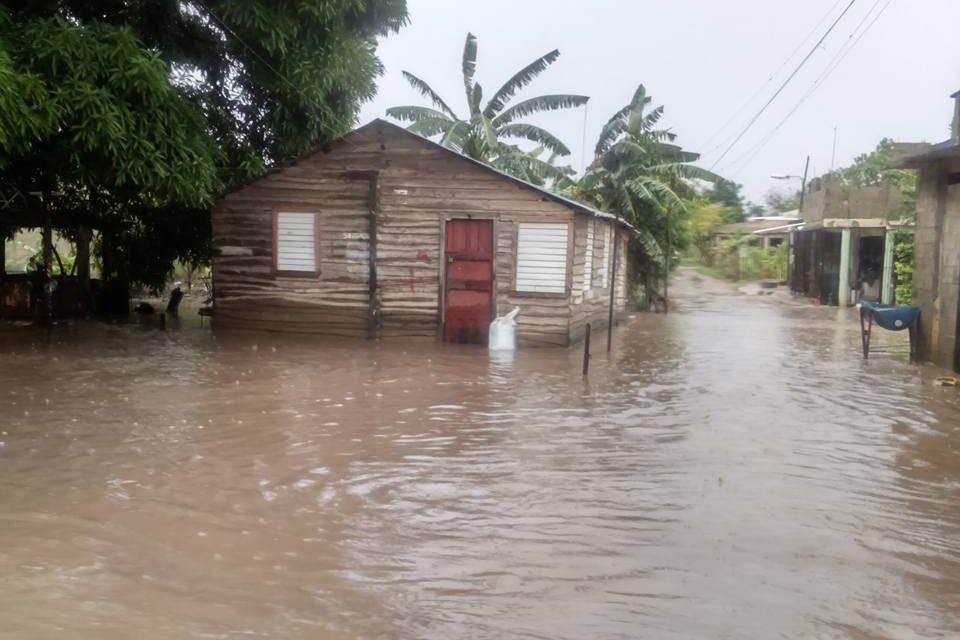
[444, 219, 494, 344]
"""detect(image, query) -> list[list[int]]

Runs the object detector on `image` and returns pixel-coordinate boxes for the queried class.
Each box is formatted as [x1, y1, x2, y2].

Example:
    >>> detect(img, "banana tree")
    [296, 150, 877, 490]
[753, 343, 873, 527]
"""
[578, 85, 721, 304]
[387, 33, 587, 180]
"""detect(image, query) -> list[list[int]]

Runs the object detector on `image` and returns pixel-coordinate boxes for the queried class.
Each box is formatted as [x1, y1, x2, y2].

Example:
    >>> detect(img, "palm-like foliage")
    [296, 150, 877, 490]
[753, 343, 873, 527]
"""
[387, 33, 588, 180]
[577, 85, 720, 290]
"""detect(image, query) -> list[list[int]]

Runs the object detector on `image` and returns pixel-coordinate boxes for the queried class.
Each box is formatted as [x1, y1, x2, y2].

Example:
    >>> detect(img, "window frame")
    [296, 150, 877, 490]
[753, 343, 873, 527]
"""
[512, 219, 573, 298]
[272, 208, 321, 278]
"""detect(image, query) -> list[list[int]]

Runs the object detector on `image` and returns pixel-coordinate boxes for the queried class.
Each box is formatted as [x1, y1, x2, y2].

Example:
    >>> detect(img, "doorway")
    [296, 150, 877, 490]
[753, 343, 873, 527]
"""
[443, 219, 493, 344]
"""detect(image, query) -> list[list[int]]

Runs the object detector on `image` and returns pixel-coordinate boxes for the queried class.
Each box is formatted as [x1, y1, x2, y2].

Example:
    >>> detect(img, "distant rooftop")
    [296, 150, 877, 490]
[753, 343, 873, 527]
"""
[715, 215, 802, 236]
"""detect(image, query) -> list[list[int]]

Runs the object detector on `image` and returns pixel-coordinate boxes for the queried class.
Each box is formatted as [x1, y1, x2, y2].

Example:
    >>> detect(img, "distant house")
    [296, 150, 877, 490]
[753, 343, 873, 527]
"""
[211, 119, 630, 346]
[713, 214, 802, 249]
[900, 90, 960, 371]
[789, 176, 909, 305]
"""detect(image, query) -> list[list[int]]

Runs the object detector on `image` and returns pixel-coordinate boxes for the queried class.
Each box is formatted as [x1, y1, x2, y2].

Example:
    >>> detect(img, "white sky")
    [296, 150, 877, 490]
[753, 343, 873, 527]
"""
[359, 0, 960, 206]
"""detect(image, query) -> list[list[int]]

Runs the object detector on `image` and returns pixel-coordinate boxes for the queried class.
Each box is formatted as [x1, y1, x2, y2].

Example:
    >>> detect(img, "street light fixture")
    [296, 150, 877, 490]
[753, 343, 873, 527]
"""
[770, 156, 811, 213]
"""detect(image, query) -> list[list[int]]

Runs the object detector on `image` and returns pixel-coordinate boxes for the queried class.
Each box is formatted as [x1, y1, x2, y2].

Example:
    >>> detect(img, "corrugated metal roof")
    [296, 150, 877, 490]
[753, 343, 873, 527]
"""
[753, 222, 804, 235]
[715, 217, 802, 235]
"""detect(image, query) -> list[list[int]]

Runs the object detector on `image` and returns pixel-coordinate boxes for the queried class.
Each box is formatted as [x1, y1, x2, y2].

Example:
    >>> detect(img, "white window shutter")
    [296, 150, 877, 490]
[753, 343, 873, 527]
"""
[516, 222, 569, 294]
[276, 212, 316, 273]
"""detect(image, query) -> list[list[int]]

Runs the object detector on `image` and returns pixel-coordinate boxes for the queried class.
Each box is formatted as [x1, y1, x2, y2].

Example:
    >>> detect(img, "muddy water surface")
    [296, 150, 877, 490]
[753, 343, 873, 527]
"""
[1, 270, 959, 639]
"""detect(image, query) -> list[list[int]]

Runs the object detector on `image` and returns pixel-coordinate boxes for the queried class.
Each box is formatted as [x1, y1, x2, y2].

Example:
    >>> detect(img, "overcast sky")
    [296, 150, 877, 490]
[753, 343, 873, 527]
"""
[359, 0, 960, 208]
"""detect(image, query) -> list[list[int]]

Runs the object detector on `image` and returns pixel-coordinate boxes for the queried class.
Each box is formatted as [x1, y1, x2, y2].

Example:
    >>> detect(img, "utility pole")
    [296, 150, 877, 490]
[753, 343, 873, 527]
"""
[664, 214, 671, 315]
[607, 224, 620, 352]
[798, 155, 810, 214]
[830, 126, 838, 172]
[580, 104, 589, 174]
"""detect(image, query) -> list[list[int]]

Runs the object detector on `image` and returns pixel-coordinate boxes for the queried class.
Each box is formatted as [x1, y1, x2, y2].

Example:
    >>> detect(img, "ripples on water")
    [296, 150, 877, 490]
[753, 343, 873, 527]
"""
[1, 278, 959, 639]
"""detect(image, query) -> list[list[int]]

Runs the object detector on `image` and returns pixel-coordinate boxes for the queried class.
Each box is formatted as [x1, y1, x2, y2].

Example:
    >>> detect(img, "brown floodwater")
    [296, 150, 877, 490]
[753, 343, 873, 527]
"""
[1, 270, 959, 639]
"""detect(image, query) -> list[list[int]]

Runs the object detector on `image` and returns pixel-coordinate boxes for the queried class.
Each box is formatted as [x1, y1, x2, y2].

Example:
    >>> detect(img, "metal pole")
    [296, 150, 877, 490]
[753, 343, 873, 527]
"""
[663, 211, 671, 315]
[582, 323, 591, 375]
[798, 155, 810, 214]
[607, 225, 620, 352]
[580, 103, 589, 174]
[41, 191, 53, 329]
[830, 126, 838, 172]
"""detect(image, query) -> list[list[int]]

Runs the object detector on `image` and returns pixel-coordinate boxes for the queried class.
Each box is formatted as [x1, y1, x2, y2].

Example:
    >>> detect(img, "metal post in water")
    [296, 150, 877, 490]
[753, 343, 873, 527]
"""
[607, 226, 620, 353]
[582, 323, 591, 376]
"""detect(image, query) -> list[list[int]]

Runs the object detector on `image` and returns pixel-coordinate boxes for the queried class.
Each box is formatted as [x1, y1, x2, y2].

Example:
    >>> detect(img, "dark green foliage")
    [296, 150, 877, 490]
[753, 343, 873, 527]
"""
[894, 240, 913, 305]
[1, 13, 221, 206]
[704, 179, 745, 221]
[387, 32, 586, 184]
[1, 1, 407, 289]
[574, 85, 720, 287]
[763, 189, 801, 215]
[832, 138, 917, 220]
[834, 138, 916, 192]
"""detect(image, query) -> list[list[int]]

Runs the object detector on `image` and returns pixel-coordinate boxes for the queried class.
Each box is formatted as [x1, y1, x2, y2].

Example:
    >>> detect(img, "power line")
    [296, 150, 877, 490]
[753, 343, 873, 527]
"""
[720, 0, 883, 175]
[193, 0, 312, 104]
[722, 0, 894, 178]
[700, 0, 846, 154]
[709, 0, 859, 170]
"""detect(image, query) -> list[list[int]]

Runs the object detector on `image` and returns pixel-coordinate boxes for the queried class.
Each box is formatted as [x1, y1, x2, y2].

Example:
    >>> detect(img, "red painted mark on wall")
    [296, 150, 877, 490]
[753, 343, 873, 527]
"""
[409, 267, 416, 292]
[416, 250, 429, 262]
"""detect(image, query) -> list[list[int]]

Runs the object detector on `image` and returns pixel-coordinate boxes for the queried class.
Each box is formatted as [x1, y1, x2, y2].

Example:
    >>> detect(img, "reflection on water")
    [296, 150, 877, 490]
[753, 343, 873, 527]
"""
[1, 271, 958, 639]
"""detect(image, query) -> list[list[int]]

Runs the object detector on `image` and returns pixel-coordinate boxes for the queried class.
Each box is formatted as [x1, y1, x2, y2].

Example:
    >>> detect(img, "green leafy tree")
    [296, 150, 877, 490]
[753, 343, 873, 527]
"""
[763, 189, 801, 214]
[704, 179, 745, 222]
[575, 85, 719, 291]
[894, 240, 913, 304]
[686, 198, 730, 265]
[832, 138, 917, 221]
[1, 1, 407, 289]
[833, 139, 919, 305]
[387, 32, 587, 181]
[834, 138, 917, 193]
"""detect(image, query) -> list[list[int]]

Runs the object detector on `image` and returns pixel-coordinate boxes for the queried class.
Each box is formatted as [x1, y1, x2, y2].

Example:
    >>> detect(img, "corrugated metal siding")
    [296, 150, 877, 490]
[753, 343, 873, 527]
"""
[276, 212, 316, 272]
[516, 222, 568, 294]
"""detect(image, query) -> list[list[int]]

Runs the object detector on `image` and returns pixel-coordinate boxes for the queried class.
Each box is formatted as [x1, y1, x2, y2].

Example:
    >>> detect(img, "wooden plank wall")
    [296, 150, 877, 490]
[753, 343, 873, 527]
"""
[569, 217, 629, 343]
[213, 121, 628, 345]
[378, 129, 579, 346]
[211, 129, 381, 336]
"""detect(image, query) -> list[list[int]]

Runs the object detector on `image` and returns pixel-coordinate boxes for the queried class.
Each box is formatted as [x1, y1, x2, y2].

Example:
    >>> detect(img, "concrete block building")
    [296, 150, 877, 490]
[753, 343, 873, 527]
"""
[901, 90, 960, 371]
[790, 176, 909, 306]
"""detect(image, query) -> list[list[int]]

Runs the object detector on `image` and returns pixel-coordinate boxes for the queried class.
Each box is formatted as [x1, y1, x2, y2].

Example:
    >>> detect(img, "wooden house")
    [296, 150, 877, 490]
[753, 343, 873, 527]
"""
[211, 119, 630, 346]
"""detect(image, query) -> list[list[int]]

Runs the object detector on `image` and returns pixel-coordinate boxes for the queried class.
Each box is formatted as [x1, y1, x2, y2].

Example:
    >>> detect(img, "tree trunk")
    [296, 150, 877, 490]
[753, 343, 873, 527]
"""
[76, 226, 92, 314]
[0, 231, 6, 320]
[41, 194, 53, 324]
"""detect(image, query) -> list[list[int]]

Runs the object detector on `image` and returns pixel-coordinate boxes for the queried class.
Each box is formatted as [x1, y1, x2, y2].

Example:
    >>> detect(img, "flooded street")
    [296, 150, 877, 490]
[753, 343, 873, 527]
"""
[1, 268, 959, 639]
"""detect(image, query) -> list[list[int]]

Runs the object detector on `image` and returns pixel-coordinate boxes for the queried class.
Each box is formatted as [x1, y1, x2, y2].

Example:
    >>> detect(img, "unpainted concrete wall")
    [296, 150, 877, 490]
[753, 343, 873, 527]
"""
[800, 177, 904, 225]
[913, 157, 960, 370]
